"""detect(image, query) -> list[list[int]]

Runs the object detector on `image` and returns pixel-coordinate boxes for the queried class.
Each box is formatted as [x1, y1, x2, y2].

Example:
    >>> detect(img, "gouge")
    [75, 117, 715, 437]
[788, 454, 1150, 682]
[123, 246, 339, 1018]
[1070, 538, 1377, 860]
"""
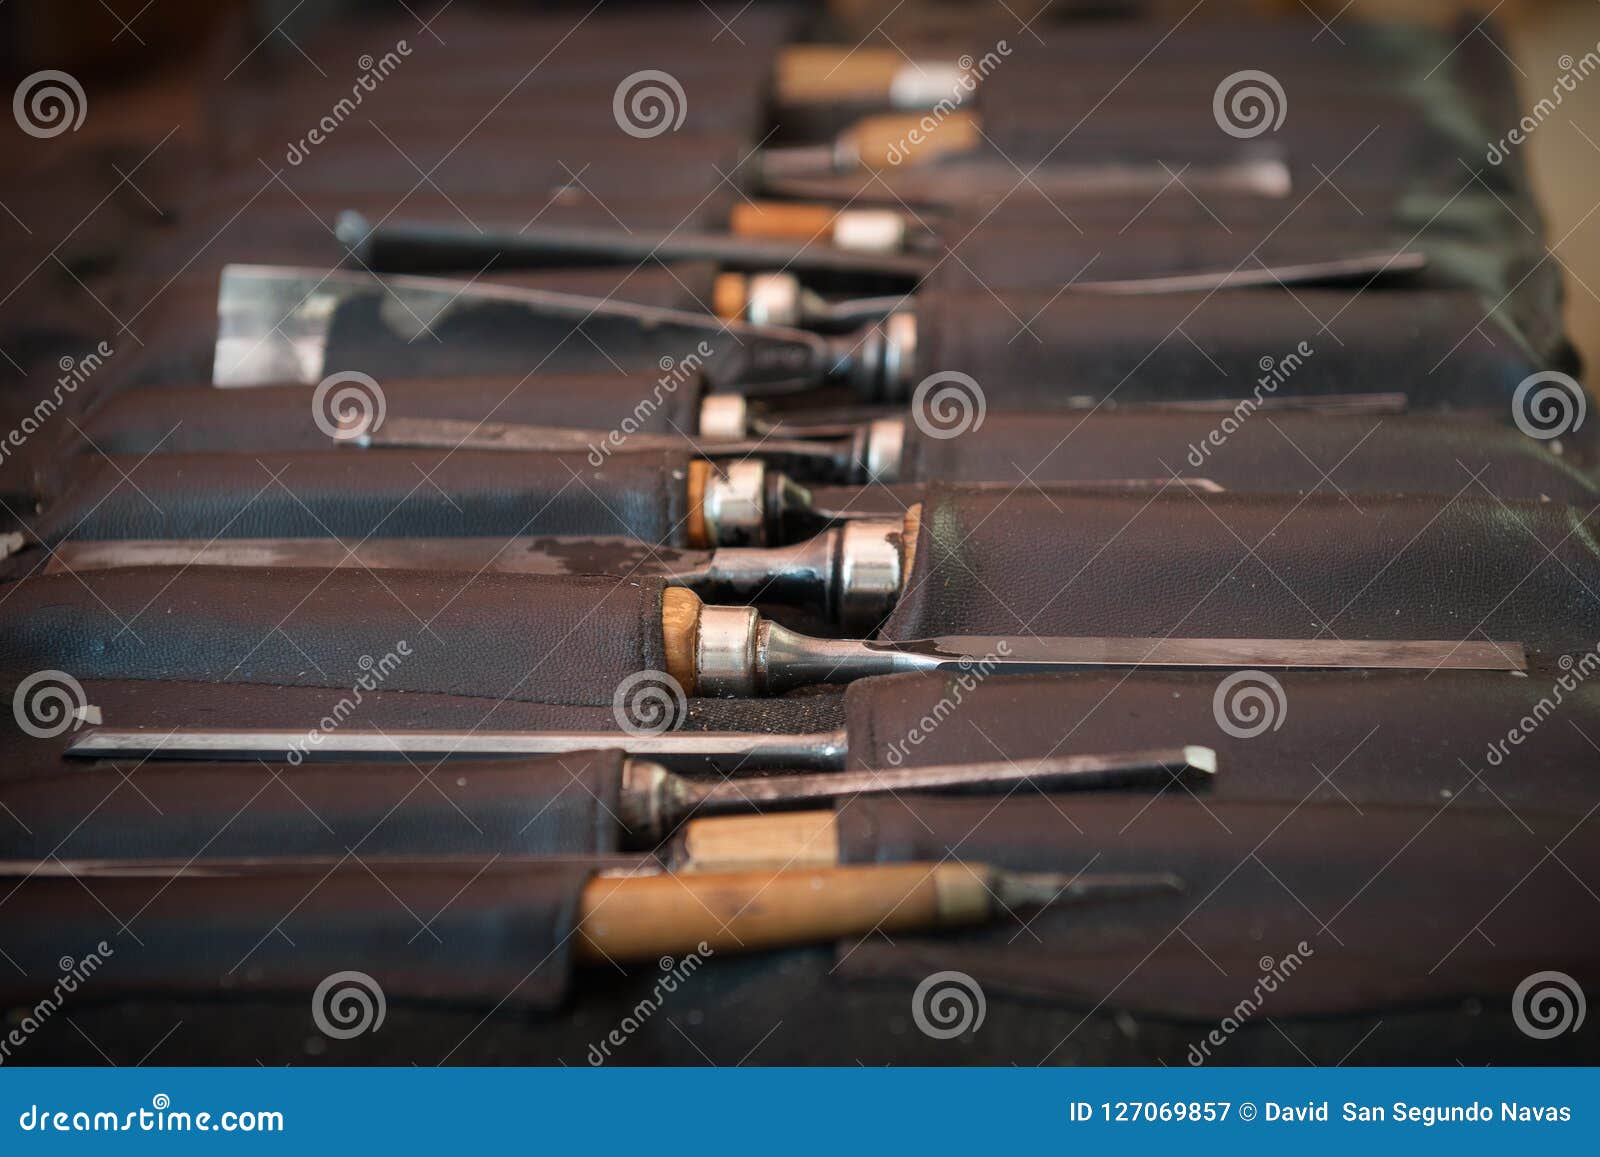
[27, 749, 1213, 853]
[213, 264, 913, 400]
[45, 516, 915, 630]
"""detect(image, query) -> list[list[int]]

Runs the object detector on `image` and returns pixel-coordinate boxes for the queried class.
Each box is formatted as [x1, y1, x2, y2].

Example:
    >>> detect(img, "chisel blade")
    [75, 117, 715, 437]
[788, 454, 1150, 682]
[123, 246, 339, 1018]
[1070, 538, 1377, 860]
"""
[872, 636, 1527, 672]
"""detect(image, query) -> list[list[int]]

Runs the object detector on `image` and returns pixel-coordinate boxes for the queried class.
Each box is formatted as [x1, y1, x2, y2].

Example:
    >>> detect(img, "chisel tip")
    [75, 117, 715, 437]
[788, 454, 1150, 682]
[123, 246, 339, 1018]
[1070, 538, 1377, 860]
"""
[1183, 745, 1219, 776]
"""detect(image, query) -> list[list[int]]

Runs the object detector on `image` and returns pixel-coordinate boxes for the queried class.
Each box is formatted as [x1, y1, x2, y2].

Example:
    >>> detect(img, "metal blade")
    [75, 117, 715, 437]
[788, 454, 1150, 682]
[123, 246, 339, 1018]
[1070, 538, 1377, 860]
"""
[45, 536, 713, 581]
[1070, 251, 1428, 295]
[873, 636, 1526, 672]
[683, 746, 1215, 818]
[66, 727, 851, 773]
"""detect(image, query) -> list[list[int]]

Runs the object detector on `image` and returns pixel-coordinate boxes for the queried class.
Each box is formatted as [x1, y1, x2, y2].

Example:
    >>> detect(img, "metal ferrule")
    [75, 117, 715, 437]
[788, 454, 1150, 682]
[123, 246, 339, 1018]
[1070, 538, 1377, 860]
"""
[861, 418, 905, 482]
[695, 605, 927, 696]
[694, 605, 763, 696]
[889, 62, 968, 110]
[701, 460, 767, 546]
[696, 395, 748, 441]
[615, 758, 676, 843]
[880, 311, 918, 401]
[830, 209, 907, 254]
[745, 273, 804, 328]
[697, 518, 902, 630]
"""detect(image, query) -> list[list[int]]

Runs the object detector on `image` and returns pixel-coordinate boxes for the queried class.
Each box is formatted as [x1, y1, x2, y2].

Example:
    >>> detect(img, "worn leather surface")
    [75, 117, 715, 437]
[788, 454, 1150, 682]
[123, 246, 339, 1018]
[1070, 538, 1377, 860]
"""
[903, 410, 1596, 498]
[0, 860, 598, 1012]
[0, 752, 630, 862]
[841, 669, 1600, 814]
[916, 288, 1562, 406]
[829, 795, 1600, 1020]
[884, 484, 1600, 661]
[0, 568, 668, 706]
[30, 449, 692, 545]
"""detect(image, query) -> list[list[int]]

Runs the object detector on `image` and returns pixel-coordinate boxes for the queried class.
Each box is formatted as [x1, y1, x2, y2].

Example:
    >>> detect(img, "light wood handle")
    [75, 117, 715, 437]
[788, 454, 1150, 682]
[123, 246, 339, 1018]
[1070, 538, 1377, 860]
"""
[660, 587, 702, 695]
[677, 811, 841, 873]
[776, 46, 903, 104]
[901, 503, 922, 583]
[712, 273, 749, 322]
[729, 201, 841, 242]
[573, 862, 993, 963]
[849, 110, 979, 168]
[685, 458, 712, 548]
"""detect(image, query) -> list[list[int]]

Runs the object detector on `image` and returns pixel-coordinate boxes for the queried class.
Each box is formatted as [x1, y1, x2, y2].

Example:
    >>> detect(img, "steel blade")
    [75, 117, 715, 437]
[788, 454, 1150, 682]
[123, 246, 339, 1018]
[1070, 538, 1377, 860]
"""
[874, 636, 1526, 671]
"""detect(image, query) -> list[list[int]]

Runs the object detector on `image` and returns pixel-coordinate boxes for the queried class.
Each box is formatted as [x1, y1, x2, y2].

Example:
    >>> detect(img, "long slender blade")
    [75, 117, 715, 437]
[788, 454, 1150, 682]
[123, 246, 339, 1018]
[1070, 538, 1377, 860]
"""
[45, 536, 712, 581]
[686, 746, 1216, 816]
[1071, 251, 1427, 295]
[877, 636, 1526, 671]
[66, 728, 850, 772]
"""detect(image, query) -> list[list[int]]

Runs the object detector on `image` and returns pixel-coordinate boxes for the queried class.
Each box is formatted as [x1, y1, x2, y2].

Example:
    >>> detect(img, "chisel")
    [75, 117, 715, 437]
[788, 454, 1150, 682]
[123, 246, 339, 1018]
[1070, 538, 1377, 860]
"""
[45, 514, 918, 630]
[213, 264, 909, 399]
[18, 748, 1215, 854]
[0, 858, 1185, 998]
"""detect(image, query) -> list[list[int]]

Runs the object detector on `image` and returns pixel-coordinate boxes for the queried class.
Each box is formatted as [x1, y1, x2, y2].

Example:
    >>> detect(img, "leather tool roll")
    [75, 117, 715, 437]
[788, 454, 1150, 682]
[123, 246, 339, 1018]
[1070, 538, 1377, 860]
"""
[0, 752, 631, 862]
[841, 669, 1600, 814]
[31, 449, 694, 545]
[883, 484, 1600, 660]
[828, 795, 1600, 1020]
[74, 375, 703, 455]
[900, 410, 1595, 499]
[912, 288, 1557, 408]
[0, 568, 670, 706]
[0, 860, 598, 1011]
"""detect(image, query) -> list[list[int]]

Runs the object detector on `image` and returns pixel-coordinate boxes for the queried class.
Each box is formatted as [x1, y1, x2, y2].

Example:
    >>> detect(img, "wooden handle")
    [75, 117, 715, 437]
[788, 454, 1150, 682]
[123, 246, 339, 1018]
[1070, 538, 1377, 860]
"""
[660, 587, 702, 695]
[573, 862, 994, 963]
[729, 201, 841, 242]
[849, 110, 979, 168]
[685, 458, 712, 548]
[677, 811, 840, 873]
[712, 273, 749, 322]
[776, 46, 903, 104]
[901, 503, 922, 583]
